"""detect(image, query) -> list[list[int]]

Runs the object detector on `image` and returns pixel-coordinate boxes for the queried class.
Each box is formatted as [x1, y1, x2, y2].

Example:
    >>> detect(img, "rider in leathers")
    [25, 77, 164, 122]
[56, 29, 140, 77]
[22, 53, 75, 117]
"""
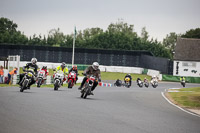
[78, 62, 101, 95]
[18, 58, 38, 89]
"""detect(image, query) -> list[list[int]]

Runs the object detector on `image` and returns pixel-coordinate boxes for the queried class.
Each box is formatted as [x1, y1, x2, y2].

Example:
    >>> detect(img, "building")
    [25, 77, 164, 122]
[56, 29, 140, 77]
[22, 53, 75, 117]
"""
[173, 37, 200, 77]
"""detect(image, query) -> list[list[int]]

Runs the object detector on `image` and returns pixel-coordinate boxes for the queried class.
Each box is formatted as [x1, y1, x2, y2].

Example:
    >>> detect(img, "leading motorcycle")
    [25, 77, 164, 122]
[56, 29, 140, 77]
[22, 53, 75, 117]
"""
[81, 75, 97, 99]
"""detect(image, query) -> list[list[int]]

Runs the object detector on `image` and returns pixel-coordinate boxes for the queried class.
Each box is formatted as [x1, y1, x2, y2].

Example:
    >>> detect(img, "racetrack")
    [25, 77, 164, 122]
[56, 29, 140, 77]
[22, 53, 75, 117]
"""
[0, 81, 200, 133]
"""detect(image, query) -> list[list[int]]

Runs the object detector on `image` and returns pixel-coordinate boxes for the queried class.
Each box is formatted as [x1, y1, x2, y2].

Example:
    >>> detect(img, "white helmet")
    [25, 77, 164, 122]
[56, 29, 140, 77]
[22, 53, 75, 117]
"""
[92, 62, 99, 70]
[153, 75, 156, 78]
[31, 58, 37, 65]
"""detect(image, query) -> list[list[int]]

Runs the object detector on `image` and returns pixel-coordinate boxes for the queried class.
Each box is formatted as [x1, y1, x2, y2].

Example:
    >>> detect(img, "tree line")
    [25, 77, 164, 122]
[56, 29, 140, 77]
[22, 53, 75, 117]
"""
[0, 17, 200, 59]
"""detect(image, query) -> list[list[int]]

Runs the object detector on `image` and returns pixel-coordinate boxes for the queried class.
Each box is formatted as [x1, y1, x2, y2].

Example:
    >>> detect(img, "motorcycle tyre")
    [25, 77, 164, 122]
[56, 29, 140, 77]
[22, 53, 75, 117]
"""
[20, 80, 28, 92]
[37, 78, 42, 88]
[54, 80, 59, 91]
[68, 80, 72, 88]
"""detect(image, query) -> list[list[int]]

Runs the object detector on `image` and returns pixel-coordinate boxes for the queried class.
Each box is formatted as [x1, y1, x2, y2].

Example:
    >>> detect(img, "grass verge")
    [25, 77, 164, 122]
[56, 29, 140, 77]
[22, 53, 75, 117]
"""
[167, 87, 200, 109]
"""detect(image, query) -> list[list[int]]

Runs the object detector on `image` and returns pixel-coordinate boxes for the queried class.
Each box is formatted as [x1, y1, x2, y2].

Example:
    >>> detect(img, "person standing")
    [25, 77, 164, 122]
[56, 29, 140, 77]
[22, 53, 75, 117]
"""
[7, 67, 18, 84]
[0, 66, 4, 83]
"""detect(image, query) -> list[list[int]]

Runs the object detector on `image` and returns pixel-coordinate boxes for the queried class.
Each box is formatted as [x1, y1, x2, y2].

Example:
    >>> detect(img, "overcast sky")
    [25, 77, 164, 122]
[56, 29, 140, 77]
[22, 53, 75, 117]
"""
[1, 0, 200, 41]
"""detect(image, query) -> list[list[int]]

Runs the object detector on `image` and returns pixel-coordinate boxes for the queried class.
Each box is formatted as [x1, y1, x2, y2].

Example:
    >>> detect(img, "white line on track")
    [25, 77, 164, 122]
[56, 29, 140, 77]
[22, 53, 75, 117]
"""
[161, 91, 200, 118]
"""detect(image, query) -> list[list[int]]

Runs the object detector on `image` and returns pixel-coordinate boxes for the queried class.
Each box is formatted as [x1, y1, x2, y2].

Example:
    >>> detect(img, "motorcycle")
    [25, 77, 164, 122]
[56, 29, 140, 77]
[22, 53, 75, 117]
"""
[151, 78, 158, 88]
[37, 70, 46, 87]
[181, 80, 186, 87]
[144, 80, 149, 88]
[124, 77, 131, 88]
[53, 70, 64, 91]
[81, 75, 97, 99]
[67, 71, 77, 88]
[114, 79, 123, 87]
[20, 69, 35, 92]
[137, 80, 143, 88]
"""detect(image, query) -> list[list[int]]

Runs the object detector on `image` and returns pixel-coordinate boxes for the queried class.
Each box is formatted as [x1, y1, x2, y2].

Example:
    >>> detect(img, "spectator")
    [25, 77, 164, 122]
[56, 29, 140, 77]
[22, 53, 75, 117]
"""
[0, 66, 4, 83]
[7, 67, 18, 84]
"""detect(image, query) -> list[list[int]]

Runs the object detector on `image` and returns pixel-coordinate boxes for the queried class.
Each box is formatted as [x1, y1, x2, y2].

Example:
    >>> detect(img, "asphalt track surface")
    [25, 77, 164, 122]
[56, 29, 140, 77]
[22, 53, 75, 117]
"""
[0, 81, 200, 133]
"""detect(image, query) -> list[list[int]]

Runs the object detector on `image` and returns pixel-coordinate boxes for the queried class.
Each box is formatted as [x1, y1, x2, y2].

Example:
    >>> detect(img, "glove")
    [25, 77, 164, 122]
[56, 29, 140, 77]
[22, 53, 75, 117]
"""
[98, 78, 101, 82]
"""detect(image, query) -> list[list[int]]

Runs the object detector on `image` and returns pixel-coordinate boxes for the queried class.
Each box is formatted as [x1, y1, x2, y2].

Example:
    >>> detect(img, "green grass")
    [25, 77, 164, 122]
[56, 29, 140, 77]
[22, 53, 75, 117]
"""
[168, 87, 200, 109]
[20, 68, 151, 81]
[78, 70, 151, 81]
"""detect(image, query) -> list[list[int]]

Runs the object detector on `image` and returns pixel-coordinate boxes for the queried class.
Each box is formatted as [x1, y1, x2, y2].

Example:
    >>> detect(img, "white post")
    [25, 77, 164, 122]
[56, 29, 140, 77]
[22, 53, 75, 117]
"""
[72, 26, 76, 66]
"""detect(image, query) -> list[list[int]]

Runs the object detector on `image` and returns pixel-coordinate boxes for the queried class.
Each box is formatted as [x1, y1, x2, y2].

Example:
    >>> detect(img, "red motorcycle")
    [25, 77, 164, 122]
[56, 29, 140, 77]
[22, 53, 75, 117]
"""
[67, 71, 77, 88]
[81, 75, 97, 99]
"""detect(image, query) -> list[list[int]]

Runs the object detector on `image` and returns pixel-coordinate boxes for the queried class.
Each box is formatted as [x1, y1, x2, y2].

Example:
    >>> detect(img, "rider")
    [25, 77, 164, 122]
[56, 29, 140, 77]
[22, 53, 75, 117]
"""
[124, 74, 132, 86]
[41, 66, 49, 76]
[137, 78, 142, 84]
[18, 58, 38, 89]
[144, 77, 148, 83]
[78, 62, 101, 95]
[180, 76, 185, 82]
[55, 62, 68, 83]
[115, 79, 122, 87]
[68, 65, 78, 83]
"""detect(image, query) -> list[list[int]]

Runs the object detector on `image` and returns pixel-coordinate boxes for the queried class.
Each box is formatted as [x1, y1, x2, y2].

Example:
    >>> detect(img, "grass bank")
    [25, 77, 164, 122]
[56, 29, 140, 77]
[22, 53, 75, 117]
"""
[167, 87, 200, 109]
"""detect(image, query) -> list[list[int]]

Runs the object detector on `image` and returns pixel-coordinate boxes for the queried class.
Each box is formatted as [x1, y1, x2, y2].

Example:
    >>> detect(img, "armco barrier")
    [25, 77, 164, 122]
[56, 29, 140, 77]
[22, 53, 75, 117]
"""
[162, 74, 200, 83]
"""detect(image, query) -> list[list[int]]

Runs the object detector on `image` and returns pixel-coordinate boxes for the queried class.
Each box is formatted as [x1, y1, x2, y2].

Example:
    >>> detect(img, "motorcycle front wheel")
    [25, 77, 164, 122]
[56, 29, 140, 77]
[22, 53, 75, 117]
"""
[68, 80, 72, 88]
[37, 78, 42, 88]
[54, 80, 59, 91]
[20, 80, 28, 92]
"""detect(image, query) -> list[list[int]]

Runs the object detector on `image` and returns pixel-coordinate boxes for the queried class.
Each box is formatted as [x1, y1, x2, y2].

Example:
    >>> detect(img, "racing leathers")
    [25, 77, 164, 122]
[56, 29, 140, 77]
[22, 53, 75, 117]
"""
[19, 63, 38, 87]
[79, 66, 101, 91]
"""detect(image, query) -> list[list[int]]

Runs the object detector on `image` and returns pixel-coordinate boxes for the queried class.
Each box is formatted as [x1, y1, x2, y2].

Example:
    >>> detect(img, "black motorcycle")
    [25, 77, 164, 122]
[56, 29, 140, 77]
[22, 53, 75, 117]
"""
[114, 79, 123, 87]
[20, 70, 35, 92]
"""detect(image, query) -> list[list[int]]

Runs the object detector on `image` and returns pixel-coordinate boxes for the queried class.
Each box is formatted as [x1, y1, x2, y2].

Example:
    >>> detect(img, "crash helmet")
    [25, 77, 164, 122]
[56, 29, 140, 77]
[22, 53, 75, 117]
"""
[61, 62, 66, 69]
[72, 65, 77, 70]
[31, 58, 37, 65]
[92, 62, 99, 70]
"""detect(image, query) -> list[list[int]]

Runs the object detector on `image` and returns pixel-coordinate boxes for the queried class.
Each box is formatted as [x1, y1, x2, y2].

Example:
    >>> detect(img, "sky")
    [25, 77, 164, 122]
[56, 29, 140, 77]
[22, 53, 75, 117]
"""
[1, 0, 200, 41]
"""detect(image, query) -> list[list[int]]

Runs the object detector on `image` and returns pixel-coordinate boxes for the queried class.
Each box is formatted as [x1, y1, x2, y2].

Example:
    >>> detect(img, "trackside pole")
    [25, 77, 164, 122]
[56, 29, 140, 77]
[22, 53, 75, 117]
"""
[72, 26, 76, 66]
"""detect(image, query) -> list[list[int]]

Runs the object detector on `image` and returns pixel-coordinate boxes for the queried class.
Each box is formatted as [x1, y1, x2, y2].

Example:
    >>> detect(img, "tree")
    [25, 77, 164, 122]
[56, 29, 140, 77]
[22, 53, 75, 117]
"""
[140, 27, 149, 42]
[181, 28, 200, 39]
[162, 32, 177, 53]
[47, 28, 66, 47]
[0, 17, 28, 44]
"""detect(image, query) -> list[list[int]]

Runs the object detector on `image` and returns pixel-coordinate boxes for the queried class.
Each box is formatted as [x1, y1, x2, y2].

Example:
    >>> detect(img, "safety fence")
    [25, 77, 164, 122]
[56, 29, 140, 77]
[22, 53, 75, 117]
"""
[0, 44, 173, 74]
